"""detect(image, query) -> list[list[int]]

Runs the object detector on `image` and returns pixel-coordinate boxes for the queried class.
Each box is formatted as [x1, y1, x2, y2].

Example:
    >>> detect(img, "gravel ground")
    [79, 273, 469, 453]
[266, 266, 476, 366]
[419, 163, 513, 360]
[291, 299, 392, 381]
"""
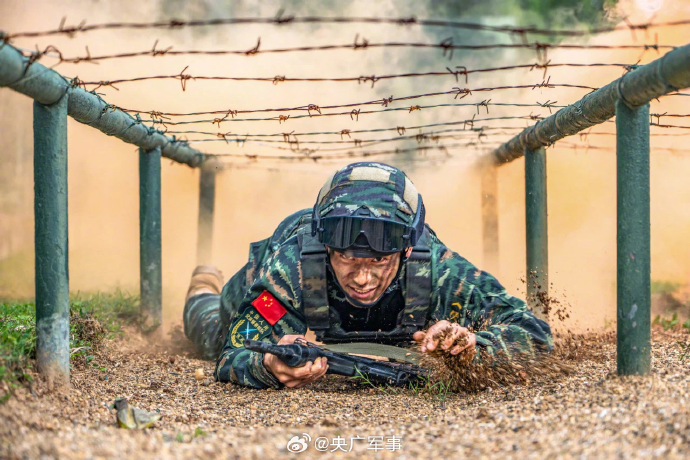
[1, 327, 688, 459]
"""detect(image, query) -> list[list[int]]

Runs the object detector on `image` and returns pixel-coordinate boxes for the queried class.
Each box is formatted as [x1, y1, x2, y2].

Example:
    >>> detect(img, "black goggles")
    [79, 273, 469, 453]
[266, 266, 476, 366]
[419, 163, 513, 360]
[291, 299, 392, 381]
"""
[319, 216, 411, 253]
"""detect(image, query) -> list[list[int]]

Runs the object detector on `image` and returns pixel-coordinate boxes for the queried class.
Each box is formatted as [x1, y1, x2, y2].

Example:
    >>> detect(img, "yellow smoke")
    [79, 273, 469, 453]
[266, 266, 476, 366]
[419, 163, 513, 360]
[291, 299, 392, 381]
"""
[0, 0, 688, 334]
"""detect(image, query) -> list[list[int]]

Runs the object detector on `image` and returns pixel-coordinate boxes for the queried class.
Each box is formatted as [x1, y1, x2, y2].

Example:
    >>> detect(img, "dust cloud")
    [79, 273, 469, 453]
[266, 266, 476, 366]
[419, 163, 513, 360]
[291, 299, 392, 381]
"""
[0, 0, 688, 333]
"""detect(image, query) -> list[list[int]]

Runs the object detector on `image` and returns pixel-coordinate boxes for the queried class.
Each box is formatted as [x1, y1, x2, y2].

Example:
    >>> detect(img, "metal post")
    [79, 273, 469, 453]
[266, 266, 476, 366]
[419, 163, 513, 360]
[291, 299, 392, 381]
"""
[0, 41, 203, 168]
[480, 162, 499, 274]
[525, 147, 548, 319]
[616, 99, 650, 375]
[34, 94, 70, 385]
[196, 161, 217, 265]
[139, 147, 162, 329]
[489, 45, 690, 165]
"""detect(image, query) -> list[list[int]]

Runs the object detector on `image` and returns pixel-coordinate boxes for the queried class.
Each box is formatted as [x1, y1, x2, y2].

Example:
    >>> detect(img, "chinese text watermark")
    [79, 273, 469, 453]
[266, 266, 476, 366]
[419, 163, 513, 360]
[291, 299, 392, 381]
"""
[286, 434, 402, 453]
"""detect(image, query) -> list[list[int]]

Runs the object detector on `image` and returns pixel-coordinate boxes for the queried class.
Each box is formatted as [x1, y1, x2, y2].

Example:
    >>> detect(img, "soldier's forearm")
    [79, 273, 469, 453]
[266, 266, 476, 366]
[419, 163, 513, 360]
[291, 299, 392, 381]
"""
[474, 320, 552, 361]
[214, 347, 282, 389]
[247, 351, 283, 389]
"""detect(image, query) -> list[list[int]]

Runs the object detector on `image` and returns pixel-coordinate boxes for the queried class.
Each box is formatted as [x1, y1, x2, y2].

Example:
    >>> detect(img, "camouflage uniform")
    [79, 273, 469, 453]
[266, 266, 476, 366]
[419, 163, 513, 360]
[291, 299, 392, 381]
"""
[184, 163, 552, 389]
[185, 213, 552, 389]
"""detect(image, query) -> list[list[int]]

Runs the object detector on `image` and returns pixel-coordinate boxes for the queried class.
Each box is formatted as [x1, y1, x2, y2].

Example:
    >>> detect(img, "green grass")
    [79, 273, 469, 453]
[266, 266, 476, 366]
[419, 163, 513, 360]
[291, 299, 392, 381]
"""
[679, 341, 689, 362]
[169, 426, 208, 443]
[70, 290, 140, 338]
[0, 302, 35, 400]
[408, 374, 453, 404]
[651, 280, 689, 334]
[352, 367, 453, 402]
[0, 291, 139, 402]
[653, 313, 680, 331]
[653, 313, 690, 333]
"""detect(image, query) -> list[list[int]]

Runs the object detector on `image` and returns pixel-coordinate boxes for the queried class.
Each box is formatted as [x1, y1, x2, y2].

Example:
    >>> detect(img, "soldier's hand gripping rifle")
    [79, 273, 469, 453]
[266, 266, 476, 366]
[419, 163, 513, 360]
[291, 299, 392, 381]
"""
[244, 339, 429, 386]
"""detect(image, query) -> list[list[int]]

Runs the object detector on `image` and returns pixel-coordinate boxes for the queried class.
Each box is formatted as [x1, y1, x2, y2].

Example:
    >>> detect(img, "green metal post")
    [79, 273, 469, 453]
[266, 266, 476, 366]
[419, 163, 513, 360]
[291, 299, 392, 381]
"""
[616, 99, 650, 375]
[480, 162, 499, 274]
[34, 94, 70, 385]
[525, 147, 548, 319]
[139, 147, 162, 329]
[196, 161, 217, 265]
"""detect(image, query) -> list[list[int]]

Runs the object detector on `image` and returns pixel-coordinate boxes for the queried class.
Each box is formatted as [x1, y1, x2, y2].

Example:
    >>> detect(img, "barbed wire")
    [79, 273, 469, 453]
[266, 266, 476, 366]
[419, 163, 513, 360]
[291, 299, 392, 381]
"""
[76, 62, 633, 91]
[70, 59, 690, 160]
[20, 40, 674, 66]
[4, 15, 688, 40]
[203, 136, 690, 166]
[165, 115, 536, 138]
[135, 104, 690, 128]
[240, 126, 690, 152]
[186, 126, 689, 155]
[145, 118, 689, 162]
[207, 140, 499, 162]
[3, 15, 688, 167]
[180, 126, 529, 152]
[118, 83, 599, 121]
[174, 120, 690, 147]
[259, 129, 523, 153]
[556, 141, 690, 154]
[159, 117, 690, 166]
[139, 102, 566, 126]
[126, 92, 688, 138]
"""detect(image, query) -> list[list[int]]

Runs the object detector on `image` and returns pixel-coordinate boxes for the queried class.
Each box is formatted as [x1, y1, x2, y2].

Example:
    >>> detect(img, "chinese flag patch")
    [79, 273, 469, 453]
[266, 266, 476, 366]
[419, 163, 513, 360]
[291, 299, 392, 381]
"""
[251, 290, 287, 325]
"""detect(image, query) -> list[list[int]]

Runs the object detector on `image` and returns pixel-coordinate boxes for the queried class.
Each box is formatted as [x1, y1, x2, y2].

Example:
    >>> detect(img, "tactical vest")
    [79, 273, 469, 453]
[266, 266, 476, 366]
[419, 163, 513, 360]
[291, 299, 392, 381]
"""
[300, 228, 433, 344]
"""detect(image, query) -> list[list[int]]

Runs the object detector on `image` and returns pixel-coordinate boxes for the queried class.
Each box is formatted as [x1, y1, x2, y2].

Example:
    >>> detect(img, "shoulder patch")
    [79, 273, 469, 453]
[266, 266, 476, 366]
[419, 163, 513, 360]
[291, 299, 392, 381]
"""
[251, 290, 287, 325]
[229, 307, 272, 347]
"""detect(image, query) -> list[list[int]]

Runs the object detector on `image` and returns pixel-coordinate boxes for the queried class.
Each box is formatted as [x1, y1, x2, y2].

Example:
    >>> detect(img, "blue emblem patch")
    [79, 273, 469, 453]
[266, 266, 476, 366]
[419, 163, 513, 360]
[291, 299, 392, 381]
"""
[230, 307, 272, 347]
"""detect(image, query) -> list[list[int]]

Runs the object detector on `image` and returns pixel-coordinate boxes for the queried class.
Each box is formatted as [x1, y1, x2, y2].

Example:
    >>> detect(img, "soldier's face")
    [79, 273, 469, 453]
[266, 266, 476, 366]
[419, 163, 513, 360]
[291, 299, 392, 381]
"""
[328, 248, 411, 305]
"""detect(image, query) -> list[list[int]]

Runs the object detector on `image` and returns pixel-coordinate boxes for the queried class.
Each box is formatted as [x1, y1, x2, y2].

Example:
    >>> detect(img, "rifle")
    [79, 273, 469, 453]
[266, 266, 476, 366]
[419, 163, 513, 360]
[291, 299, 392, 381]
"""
[244, 339, 429, 386]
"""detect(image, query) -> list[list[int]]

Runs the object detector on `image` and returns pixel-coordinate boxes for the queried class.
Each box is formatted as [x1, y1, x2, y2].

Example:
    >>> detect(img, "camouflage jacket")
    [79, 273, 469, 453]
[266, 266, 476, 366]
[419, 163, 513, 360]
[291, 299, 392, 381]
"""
[214, 210, 553, 389]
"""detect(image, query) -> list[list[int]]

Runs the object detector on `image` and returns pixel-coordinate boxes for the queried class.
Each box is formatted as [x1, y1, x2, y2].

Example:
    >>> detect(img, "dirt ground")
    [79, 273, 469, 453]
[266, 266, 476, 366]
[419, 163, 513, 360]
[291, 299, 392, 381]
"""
[1, 326, 688, 459]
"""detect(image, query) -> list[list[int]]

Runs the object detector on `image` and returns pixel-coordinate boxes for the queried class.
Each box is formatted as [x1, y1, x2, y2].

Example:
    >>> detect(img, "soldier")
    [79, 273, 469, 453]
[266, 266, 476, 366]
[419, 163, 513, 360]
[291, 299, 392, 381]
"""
[184, 162, 552, 389]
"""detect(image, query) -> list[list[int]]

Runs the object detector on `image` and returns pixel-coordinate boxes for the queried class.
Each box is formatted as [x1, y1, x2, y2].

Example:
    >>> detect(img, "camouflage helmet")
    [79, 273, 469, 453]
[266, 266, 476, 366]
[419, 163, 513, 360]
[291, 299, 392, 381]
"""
[311, 162, 425, 257]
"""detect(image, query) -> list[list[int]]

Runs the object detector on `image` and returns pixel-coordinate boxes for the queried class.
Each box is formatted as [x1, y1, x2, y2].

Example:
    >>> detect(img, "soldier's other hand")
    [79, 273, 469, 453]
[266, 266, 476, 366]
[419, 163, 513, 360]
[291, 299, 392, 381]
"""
[262, 334, 329, 388]
[413, 320, 476, 356]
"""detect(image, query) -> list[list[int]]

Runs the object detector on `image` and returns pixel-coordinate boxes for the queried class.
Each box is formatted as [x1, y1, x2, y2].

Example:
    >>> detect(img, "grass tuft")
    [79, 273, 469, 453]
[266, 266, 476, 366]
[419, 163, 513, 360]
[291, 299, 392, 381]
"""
[0, 291, 139, 402]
